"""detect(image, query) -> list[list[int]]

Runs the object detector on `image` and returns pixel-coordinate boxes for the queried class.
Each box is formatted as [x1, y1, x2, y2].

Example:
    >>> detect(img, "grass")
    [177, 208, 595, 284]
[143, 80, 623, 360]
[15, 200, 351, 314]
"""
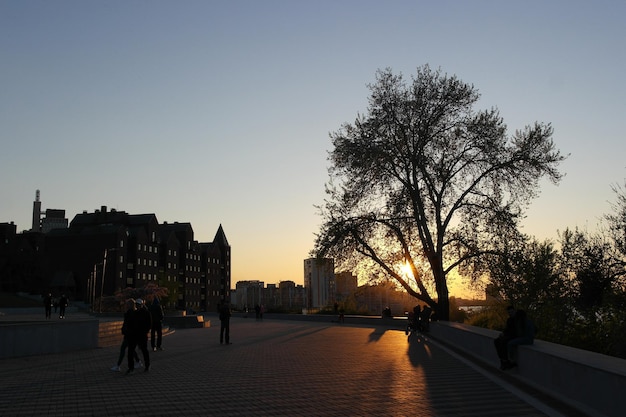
[0, 292, 43, 308]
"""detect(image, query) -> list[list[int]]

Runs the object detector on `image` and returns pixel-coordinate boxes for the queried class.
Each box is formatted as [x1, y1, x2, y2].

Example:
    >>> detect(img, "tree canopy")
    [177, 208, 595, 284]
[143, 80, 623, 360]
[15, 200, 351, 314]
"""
[314, 65, 566, 320]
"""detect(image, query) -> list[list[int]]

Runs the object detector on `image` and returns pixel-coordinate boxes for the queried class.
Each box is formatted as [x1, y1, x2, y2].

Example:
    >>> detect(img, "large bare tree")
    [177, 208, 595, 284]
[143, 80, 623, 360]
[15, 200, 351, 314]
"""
[314, 66, 565, 320]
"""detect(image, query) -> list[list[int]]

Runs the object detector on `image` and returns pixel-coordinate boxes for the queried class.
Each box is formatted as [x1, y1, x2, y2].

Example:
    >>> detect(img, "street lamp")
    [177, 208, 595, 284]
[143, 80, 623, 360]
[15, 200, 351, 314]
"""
[91, 263, 101, 313]
[99, 248, 117, 313]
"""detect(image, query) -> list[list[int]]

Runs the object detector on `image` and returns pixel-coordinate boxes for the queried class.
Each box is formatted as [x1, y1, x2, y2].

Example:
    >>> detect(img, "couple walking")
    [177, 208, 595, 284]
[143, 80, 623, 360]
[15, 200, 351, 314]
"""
[112, 297, 165, 374]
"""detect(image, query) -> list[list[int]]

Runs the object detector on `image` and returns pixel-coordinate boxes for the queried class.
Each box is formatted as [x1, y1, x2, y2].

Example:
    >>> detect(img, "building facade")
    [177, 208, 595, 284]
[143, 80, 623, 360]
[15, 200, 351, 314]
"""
[303, 258, 335, 309]
[0, 204, 230, 313]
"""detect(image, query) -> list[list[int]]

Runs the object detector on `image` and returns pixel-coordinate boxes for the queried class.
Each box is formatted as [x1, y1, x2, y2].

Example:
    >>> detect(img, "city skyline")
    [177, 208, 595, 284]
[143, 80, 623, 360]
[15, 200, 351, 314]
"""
[2, 1, 626, 298]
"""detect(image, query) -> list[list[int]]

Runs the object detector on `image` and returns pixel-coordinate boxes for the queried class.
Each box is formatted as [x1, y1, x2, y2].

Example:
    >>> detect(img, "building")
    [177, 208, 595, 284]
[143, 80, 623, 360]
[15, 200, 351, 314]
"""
[30, 190, 68, 233]
[234, 280, 264, 311]
[0, 202, 230, 313]
[41, 209, 68, 233]
[303, 258, 335, 309]
[335, 271, 358, 301]
[278, 280, 306, 312]
[199, 225, 231, 312]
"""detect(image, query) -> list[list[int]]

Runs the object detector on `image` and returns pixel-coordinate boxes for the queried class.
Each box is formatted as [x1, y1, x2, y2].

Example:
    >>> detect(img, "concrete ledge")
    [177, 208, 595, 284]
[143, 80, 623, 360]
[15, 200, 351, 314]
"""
[230, 311, 407, 329]
[0, 320, 99, 359]
[165, 315, 210, 329]
[429, 321, 626, 417]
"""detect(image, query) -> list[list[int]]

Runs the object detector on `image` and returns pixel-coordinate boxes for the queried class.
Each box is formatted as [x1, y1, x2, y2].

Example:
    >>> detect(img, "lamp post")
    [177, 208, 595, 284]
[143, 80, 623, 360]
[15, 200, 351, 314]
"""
[92, 264, 99, 313]
[99, 248, 116, 313]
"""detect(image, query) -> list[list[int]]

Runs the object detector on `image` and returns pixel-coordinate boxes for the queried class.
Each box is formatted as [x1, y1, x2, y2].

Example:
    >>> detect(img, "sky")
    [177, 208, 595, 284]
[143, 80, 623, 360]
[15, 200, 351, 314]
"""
[2, 1, 625, 297]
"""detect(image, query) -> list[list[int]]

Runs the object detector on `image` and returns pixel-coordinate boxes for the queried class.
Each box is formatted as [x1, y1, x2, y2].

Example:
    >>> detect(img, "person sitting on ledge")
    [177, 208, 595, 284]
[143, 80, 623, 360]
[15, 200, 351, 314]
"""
[494, 305, 517, 370]
[505, 309, 537, 368]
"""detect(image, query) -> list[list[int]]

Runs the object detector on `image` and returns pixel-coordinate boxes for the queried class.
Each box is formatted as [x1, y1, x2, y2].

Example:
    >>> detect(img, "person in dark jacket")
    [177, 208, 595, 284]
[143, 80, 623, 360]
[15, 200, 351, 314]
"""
[506, 309, 537, 364]
[126, 298, 152, 374]
[494, 305, 517, 370]
[219, 300, 232, 345]
[58, 294, 68, 319]
[149, 297, 165, 351]
[111, 299, 141, 372]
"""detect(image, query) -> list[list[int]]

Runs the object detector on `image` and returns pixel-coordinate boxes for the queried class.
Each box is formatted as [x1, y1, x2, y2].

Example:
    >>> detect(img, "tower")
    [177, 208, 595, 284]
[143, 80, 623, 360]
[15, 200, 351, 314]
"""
[31, 190, 42, 232]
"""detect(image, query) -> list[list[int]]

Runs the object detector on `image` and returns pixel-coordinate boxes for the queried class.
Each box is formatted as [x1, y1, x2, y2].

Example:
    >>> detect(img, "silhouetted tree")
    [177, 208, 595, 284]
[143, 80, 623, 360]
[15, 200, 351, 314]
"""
[605, 181, 626, 288]
[314, 65, 565, 320]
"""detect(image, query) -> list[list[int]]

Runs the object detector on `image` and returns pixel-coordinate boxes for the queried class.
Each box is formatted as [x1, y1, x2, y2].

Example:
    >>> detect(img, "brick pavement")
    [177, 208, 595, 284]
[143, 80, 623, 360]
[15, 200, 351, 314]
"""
[0, 318, 573, 417]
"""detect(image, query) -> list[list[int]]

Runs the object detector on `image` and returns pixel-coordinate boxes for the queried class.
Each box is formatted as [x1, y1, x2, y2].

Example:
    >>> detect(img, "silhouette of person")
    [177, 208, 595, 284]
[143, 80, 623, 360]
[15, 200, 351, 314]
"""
[506, 309, 537, 367]
[494, 305, 517, 370]
[111, 299, 141, 372]
[126, 298, 152, 374]
[219, 300, 232, 344]
[412, 305, 422, 331]
[58, 294, 68, 319]
[43, 293, 53, 319]
[420, 305, 432, 332]
[149, 297, 164, 351]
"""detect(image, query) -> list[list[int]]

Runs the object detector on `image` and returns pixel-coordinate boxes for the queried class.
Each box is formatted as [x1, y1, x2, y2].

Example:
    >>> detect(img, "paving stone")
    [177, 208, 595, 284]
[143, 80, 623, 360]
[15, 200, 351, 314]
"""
[0, 318, 569, 416]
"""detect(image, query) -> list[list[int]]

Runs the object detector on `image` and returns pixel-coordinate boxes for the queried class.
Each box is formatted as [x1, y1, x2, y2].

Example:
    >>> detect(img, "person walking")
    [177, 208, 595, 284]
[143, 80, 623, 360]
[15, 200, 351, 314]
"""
[126, 298, 152, 374]
[219, 300, 232, 345]
[58, 294, 68, 319]
[43, 293, 53, 319]
[111, 299, 142, 372]
[149, 297, 164, 352]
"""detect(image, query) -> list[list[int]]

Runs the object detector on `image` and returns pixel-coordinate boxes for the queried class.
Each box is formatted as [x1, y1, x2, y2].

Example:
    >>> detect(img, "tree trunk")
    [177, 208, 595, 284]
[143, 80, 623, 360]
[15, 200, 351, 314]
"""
[433, 267, 450, 321]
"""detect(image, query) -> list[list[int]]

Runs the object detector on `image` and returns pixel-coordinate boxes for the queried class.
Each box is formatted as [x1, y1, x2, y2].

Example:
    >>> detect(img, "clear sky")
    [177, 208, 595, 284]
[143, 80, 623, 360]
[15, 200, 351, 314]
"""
[2, 1, 625, 297]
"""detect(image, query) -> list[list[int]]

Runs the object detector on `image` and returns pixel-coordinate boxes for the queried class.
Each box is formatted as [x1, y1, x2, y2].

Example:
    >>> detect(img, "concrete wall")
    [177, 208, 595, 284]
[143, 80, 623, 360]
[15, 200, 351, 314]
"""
[429, 321, 626, 417]
[0, 320, 99, 359]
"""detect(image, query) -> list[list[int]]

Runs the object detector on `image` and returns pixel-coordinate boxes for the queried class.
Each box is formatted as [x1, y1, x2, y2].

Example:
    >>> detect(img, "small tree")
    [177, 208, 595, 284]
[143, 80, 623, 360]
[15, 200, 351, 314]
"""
[314, 65, 565, 320]
[113, 283, 169, 311]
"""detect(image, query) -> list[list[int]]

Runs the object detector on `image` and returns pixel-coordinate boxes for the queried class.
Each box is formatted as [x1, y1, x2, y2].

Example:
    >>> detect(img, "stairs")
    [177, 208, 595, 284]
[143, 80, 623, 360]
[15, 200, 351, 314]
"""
[98, 320, 123, 348]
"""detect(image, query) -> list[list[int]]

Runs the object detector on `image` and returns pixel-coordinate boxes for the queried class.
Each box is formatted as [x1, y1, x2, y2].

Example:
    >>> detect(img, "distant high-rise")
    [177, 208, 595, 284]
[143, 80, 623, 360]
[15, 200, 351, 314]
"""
[304, 258, 335, 309]
[41, 209, 68, 233]
[31, 190, 42, 232]
[30, 190, 68, 233]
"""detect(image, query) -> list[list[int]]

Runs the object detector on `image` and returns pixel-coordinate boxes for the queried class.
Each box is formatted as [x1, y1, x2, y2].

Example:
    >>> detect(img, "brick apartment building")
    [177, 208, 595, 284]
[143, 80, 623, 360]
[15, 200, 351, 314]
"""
[0, 205, 230, 312]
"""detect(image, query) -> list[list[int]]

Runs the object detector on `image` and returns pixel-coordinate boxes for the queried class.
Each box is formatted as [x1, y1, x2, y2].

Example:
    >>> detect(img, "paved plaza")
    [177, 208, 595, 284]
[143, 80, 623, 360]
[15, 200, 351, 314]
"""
[0, 317, 585, 416]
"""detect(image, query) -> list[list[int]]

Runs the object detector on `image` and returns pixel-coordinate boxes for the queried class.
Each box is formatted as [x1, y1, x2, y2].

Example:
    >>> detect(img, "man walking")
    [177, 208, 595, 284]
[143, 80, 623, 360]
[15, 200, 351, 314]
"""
[58, 294, 68, 319]
[126, 298, 152, 374]
[149, 297, 164, 351]
[219, 300, 232, 345]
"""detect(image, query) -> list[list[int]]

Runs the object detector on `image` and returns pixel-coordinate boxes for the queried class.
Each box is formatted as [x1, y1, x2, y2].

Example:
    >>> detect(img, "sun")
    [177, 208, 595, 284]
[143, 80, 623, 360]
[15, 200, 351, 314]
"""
[399, 261, 413, 278]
